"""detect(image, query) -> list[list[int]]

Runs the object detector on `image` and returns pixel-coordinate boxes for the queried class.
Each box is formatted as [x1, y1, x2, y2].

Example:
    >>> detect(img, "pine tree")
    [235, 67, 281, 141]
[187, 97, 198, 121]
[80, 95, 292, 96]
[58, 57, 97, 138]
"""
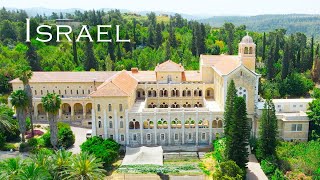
[155, 24, 163, 49]
[257, 99, 278, 158]
[262, 32, 266, 62]
[26, 42, 42, 71]
[281, 42, 289, 80]
[230, 96, 250, 169]
[84, 39, 98, 71]
[224, 80, 237, 160]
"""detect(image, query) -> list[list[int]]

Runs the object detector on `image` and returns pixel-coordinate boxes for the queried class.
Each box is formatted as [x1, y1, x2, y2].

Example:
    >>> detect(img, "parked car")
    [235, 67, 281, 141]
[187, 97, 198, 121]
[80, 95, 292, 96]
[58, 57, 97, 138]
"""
[86, 130, 92, 139]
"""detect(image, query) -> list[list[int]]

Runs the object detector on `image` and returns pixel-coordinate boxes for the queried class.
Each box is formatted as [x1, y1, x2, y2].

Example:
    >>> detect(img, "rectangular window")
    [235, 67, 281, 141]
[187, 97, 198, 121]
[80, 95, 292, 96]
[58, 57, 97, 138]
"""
[174, 133, 179, 141]
[293, 105, 296, 108]
[119, 104, 123, 112]
[109, 121, 113, 128]
[188, 133, 192, 140]
[110, 135, 114, 139]
[98, 121, 101, 128]
[201, 133, 206, 140]
[160, 133, 165, 141]
[291, 124, 303, 132]
[133, 134, 137, 141]
[121, 135, 124, 141]
[108, 104, 112, 112]
[147, 134, 151, 141]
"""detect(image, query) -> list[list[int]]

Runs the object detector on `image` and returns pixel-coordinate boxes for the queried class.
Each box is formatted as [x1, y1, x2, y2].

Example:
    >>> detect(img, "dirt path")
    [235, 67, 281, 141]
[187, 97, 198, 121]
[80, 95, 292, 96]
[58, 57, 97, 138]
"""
[246, 154, 268, 180]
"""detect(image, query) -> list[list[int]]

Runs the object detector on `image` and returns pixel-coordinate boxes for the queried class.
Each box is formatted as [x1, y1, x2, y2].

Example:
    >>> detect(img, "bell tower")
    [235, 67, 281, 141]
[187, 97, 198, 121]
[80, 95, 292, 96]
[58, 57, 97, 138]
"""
[239, 33, 256, 72]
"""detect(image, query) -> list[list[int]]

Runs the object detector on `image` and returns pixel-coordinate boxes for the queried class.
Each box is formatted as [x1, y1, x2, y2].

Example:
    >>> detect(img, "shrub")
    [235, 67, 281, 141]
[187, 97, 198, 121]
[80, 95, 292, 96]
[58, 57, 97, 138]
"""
[261, 157, 277, 176]
[213, 138, 226, 163]
[81, 136, 120, 167]
[0, 133, 6, 148]
[1, 143, 16, 151]
[215, 160, 244, 179]
[58, 127, 75, 148]
[40, 122, 75, 149]
[27, 138, 38, 148]
[272, 169, 285, 180]
[19, 142, 30, 152]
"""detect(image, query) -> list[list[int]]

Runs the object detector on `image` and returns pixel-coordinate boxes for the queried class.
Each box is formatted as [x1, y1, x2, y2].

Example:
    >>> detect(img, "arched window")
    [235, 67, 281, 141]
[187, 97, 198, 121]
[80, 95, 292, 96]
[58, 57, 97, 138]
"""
[98, 121, 101, 128]
[97, 104, 101, 112]
[109, 121, 113, 128]
[218, 120, 223, 128]
[236, 87, 247, 102]
[249, 47, 253, 54]
[120, 121, 124, 128]
[212, 120, 218, 128]
[119, 104, 123, 112]
[244, 47, 249, 54]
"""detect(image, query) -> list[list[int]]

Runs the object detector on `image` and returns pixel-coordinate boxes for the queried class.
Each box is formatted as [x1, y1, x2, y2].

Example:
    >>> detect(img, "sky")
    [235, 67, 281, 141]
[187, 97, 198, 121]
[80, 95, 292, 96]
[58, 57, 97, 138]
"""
[1, 0, 320, 16]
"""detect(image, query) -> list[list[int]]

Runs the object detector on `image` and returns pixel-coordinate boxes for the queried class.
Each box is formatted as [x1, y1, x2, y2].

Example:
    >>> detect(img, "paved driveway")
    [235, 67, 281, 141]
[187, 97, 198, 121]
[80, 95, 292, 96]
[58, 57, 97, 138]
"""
[68, 126, 90, 154]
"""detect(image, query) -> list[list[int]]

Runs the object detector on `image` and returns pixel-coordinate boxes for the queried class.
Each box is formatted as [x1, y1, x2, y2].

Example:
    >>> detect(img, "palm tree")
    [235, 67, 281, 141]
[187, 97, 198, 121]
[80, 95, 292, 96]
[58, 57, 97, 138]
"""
[0, 157, 24, 180]
[0, 107, 13, 131]
[63, 152, 106, 180]
[52, 150, 72, 179]
[10, 90, 28, 142]
[16, 65, 34, 137]
[18, 163, 51, 180]
[41, 93, 61, 149]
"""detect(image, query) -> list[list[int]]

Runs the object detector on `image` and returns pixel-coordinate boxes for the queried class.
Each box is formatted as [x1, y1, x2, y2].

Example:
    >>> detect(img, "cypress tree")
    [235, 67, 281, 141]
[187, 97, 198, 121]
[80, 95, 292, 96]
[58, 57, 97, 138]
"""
[309, 36, 314, 70]
[262, 32, 266, 63]
[257, 99, 278, 158]
[84, 39, 97, 71]
[224, 80, 237, 159]
[168, 23, 177, 48]
[155, 23, 163, 49]
[123, 32, 132, 53]
[267, 45, 275, 80]
[108, 33, 116, 62]
[26, 42, 42, 71]
[281, 42, 289, 80]
[191, 30, 197, 56]
[147, 25, 155, 48]
[198, 23, 206, 55]
[230, 97, 250, 169]
[72, 32, 78, 66]
[116, 43, 122, 61]
[165, 40, 171, 60]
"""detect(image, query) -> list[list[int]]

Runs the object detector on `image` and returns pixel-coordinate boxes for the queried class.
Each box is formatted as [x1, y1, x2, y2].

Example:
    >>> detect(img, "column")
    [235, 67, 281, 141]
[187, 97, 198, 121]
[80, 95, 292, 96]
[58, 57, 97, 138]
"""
[209, 112, 213, 144]
[140, 113, 143, 145]
[83, 103, 86, 119]
[103, 109, 108, 139]
[91, 108, 96, 136]
[58, 109, 62, 120]
[196, 109, 199, 146]
[125, 110, 129, 145]
[114, 110, 119, 142]
[182, 109, 185, 144]
[71, 104, 74, 121]
[154, 111, 157, 144]
[168, 111, 171, 145]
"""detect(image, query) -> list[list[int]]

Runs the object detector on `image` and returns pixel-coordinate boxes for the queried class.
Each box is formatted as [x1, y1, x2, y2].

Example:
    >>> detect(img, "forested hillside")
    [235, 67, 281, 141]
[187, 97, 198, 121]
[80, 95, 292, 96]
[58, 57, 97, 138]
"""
[0, 7, 319, 100]
[199, 14, 320, 38]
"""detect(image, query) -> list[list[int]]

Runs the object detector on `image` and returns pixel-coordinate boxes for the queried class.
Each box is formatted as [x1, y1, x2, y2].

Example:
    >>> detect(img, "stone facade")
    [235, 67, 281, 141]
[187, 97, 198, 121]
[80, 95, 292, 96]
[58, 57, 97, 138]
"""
[9, 35, 311, 149]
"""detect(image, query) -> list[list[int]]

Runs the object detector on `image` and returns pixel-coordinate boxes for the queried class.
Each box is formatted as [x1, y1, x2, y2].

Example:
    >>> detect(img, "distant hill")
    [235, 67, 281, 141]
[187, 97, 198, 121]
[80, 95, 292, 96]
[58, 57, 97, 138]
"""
[199, 14, 320, 38]
[6, 7, 207, 20]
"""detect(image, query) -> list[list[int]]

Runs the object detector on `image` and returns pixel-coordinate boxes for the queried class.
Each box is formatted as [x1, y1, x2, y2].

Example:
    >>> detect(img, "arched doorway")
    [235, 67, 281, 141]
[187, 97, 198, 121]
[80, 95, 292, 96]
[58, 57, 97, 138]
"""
[61, 103, 71, 120]
[74, 103, 83, 120]
[136, 88, 145, 100]
[85, 103, 92, 119]
[37, 103, 46, 120]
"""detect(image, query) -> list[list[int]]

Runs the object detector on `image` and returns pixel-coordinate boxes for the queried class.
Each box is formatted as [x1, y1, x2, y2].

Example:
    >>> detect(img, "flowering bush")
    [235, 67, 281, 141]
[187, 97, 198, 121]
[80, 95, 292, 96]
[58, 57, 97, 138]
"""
[26, 130, 44, 139]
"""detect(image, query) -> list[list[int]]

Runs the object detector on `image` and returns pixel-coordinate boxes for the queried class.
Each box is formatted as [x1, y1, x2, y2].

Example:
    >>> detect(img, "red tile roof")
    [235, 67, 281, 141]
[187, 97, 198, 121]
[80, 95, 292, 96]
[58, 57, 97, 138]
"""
[155, 60, 184, 72]
[200, 55, 241, 75]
